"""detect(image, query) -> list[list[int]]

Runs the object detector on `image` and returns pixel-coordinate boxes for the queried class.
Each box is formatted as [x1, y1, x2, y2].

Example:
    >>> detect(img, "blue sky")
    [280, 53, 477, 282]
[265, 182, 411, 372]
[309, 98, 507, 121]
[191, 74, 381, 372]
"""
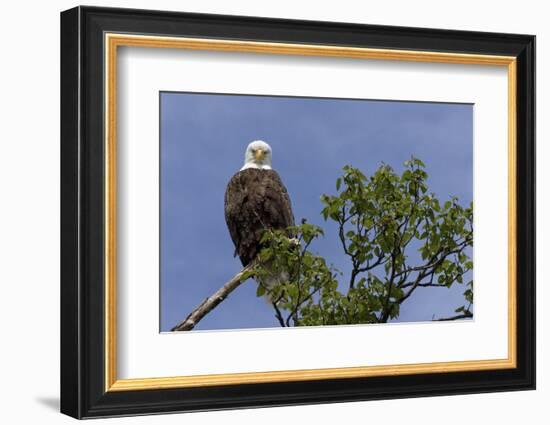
[160, 92, 473, 332]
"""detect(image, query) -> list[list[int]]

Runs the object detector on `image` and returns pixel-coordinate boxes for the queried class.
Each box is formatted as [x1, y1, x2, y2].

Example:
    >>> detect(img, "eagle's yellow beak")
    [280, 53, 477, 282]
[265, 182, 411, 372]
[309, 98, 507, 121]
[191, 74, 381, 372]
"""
[254, 149, 265, 161]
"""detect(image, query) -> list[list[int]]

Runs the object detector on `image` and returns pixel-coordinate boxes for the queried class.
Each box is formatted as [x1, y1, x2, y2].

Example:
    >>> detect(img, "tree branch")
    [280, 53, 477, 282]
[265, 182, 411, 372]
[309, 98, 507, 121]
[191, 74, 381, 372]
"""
[272, 301, 286, 327]
[171, 262, 256, 332]
[436, 311, 473, 321]
[379, 249, 399, 323]
[400, 282, 446, 289]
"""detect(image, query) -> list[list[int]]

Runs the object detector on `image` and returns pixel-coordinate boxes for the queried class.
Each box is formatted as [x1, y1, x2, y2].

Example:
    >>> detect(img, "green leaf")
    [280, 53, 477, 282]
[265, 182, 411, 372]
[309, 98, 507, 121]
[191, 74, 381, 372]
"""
[256, 285, 266, 297]
[240, 269, 256, 282]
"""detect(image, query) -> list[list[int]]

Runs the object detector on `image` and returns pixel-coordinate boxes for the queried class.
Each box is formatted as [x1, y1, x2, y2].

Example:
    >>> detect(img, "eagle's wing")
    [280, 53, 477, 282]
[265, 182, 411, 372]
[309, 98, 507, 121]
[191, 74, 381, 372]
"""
[224, 169, 295, 266]
[224, 172, 246, 259]
[263, 170, 295, 230]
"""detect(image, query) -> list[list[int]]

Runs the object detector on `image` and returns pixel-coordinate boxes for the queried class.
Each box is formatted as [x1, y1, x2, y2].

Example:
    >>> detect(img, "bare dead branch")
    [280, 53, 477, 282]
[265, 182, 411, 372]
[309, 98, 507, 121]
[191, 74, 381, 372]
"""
[171, 262, 256, 332]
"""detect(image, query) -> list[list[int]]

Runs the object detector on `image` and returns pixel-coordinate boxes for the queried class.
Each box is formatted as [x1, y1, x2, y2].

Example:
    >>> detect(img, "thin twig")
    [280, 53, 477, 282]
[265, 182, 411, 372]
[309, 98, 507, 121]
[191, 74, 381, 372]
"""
[436, 311, 473, 321]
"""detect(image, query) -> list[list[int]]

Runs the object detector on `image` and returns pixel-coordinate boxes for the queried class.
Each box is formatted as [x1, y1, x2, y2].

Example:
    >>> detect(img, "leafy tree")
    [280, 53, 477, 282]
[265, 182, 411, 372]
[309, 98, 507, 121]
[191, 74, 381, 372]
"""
[250, 157, 473, 327]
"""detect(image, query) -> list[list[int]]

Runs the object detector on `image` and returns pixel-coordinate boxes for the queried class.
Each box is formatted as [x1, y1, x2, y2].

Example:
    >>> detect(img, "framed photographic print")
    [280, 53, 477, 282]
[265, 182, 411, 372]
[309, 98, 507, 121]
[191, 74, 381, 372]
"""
[60, 5, 536, 419]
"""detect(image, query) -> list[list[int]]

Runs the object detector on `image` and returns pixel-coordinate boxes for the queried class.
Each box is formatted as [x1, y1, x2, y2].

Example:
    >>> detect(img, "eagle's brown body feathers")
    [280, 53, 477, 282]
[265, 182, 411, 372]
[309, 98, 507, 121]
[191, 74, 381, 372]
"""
[224, 168, 294, 266]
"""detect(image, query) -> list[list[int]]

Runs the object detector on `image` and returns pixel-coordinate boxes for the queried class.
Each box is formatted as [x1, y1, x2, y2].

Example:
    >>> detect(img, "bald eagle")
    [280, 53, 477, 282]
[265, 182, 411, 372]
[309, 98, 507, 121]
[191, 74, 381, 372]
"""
[224, 140, 295, 276]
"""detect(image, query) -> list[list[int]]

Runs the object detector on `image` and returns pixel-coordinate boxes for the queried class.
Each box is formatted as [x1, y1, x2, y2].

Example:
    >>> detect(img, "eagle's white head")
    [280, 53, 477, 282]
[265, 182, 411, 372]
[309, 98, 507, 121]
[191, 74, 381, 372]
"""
[241, 140, 273, 171]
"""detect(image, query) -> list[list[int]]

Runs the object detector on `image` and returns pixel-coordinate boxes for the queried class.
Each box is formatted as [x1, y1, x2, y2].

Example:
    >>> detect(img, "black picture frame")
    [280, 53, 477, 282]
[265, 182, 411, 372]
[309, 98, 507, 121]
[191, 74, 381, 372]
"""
[60, 5, 535, 419]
